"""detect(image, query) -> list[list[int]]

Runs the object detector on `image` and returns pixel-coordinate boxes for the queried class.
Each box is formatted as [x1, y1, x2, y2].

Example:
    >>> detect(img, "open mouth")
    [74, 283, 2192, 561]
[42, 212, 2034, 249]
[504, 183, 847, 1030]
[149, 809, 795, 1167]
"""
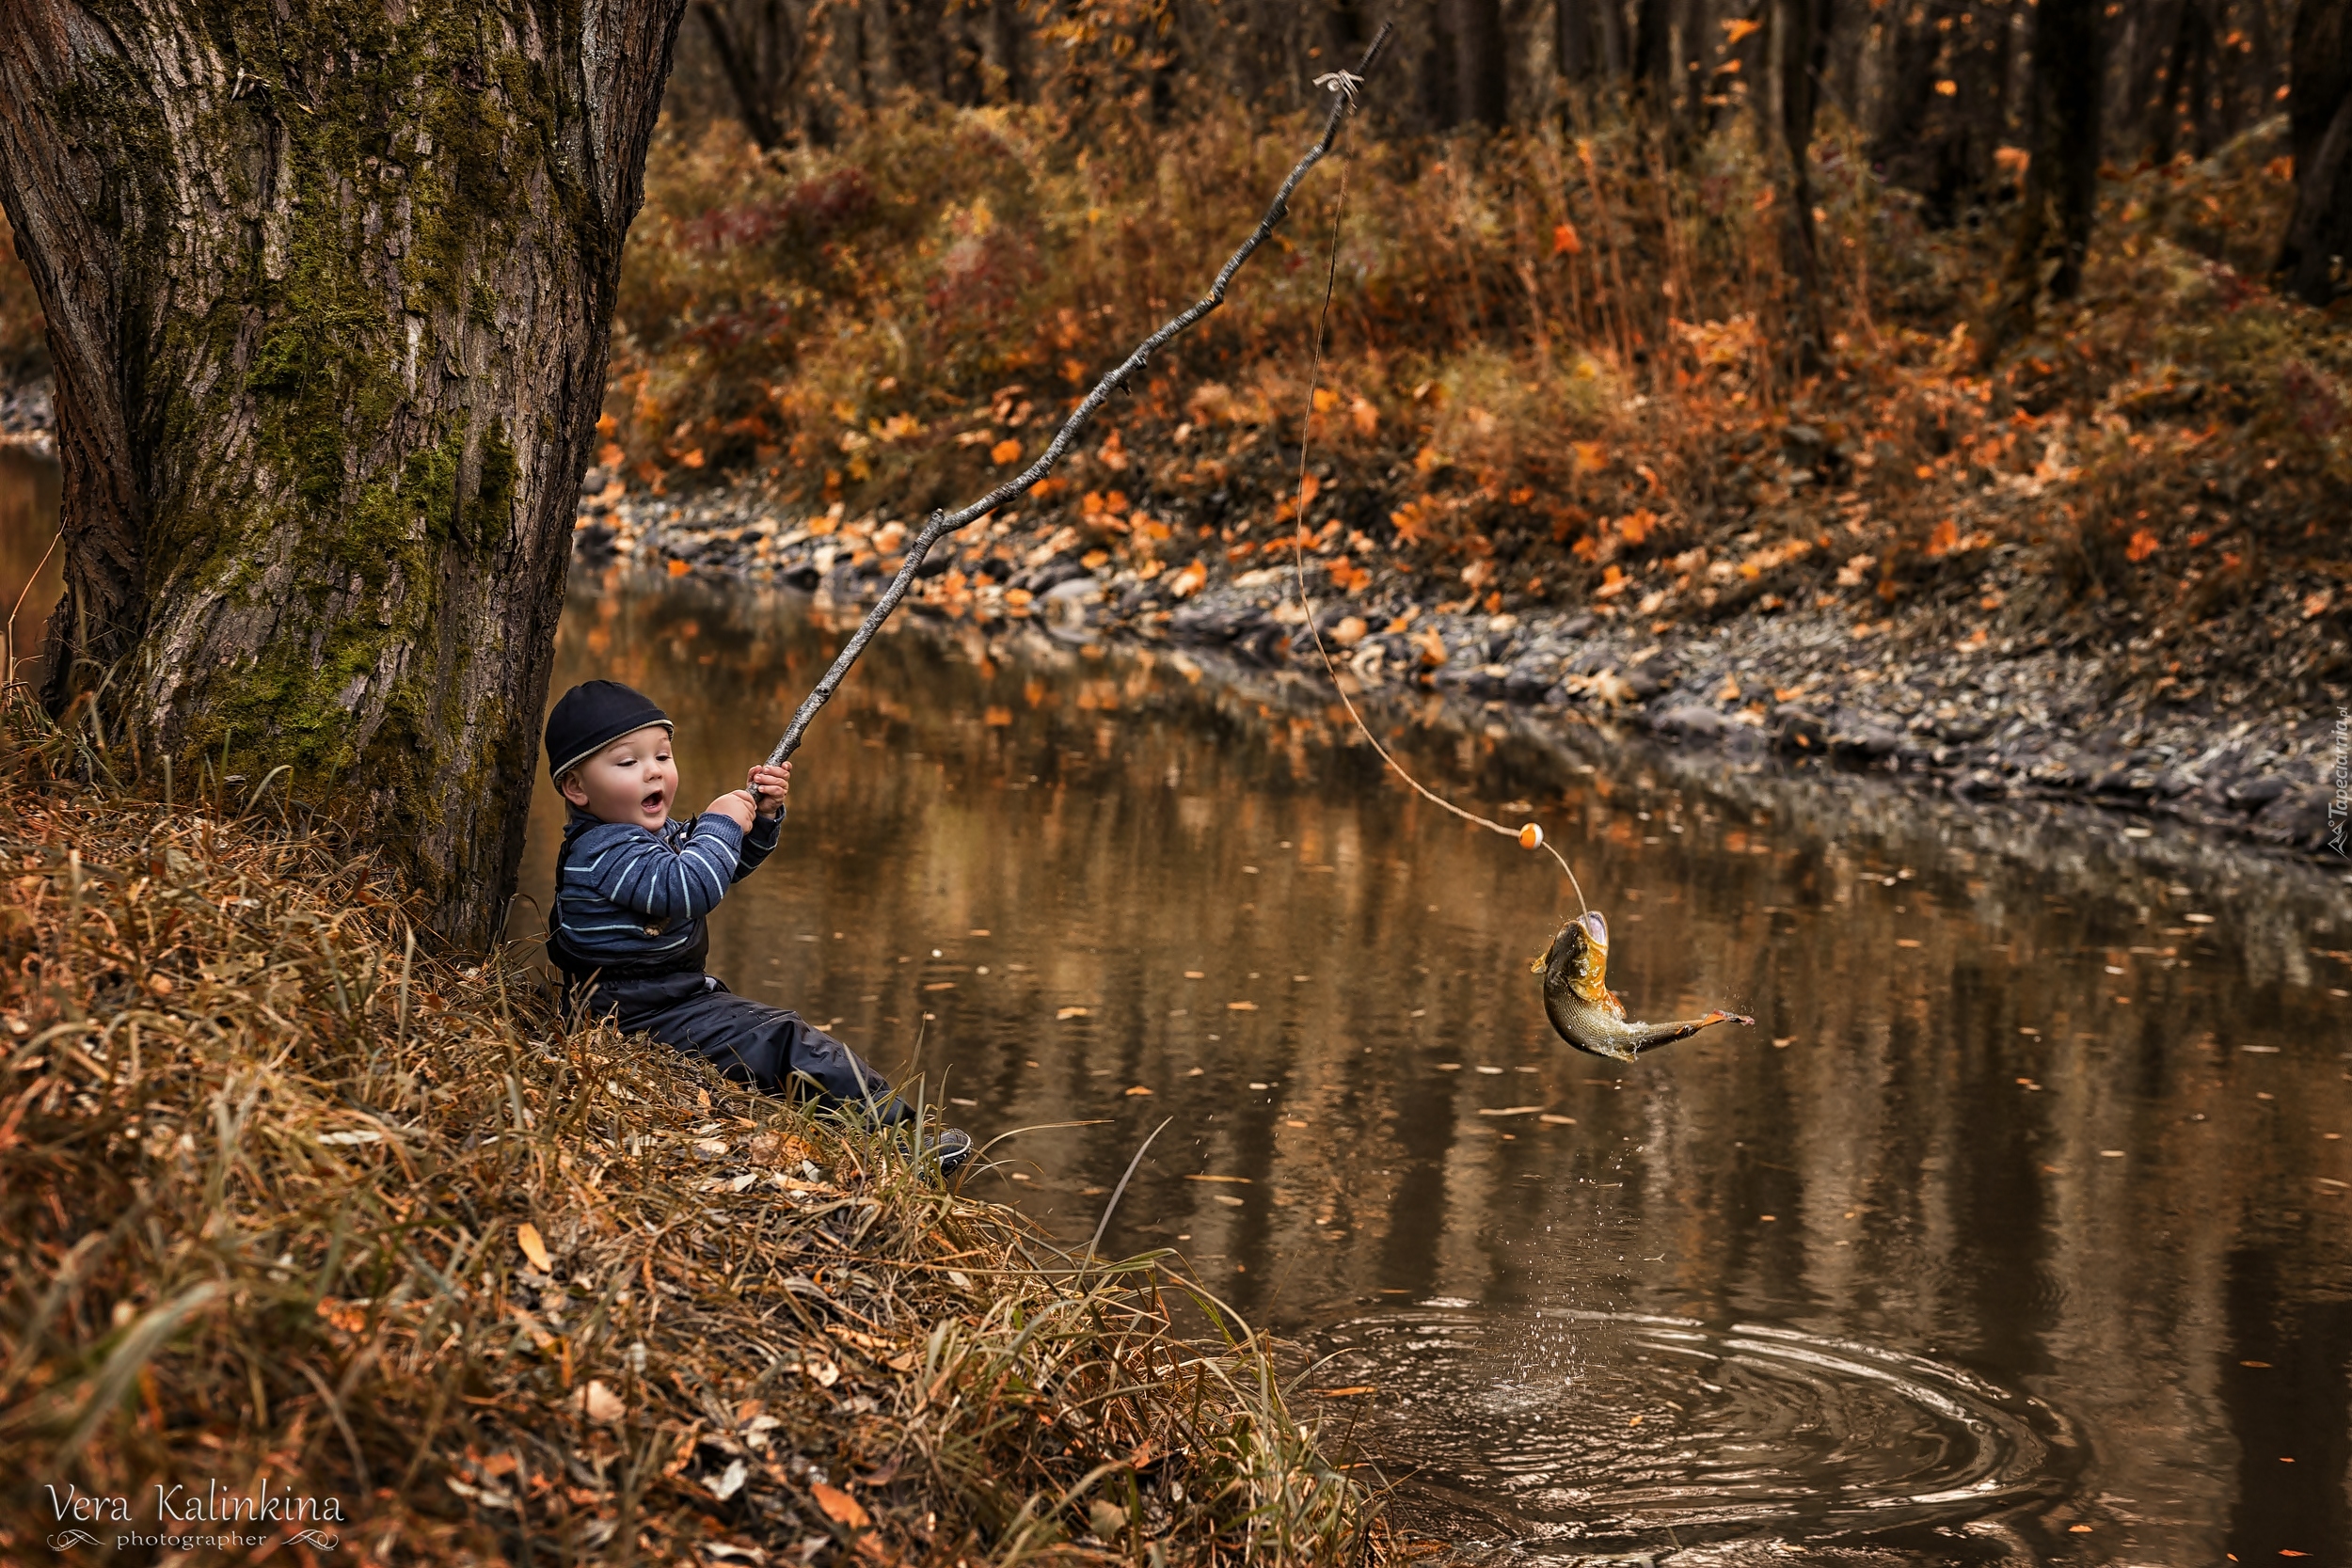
[641, 791, 666, 815]
[1577, 911, 1609, 948]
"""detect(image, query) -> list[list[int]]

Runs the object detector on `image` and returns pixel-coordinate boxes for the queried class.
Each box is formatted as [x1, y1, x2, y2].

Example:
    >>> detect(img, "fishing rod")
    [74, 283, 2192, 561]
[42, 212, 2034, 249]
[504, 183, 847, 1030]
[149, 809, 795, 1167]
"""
[763, 22, 1396, 770]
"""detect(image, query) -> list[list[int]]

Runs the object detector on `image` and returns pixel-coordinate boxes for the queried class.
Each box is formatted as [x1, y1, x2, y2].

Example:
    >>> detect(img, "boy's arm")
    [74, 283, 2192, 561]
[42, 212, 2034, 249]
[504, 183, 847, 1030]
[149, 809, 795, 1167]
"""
[731, 809, 783, 884]
[569, 819, 747, 920]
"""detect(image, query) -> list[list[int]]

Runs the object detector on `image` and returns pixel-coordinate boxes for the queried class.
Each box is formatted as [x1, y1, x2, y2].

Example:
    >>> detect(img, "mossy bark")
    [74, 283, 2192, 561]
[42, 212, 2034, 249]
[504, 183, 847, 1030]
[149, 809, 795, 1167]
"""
[0, 0, 689, 946]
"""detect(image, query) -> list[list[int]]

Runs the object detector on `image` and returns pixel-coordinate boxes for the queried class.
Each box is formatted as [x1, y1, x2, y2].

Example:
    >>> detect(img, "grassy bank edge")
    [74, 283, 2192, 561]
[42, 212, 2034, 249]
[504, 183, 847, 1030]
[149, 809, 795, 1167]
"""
[0, 697, 1386, 1566]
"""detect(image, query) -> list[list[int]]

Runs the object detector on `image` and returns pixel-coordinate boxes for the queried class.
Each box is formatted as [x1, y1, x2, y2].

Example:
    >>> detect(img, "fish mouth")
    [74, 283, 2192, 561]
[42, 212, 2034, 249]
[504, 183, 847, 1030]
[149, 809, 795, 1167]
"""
[1576, 911, 1608, 949]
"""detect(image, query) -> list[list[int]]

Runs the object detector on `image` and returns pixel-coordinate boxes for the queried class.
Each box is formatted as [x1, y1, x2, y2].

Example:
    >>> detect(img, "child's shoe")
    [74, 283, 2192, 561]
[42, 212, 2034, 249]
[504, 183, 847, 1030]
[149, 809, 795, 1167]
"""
[926, 1127, 975, 1177]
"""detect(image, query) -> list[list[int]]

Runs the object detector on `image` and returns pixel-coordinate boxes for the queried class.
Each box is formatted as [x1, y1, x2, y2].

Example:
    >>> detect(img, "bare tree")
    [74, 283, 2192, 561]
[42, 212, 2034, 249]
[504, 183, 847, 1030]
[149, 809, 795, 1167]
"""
[1458, 0, 1510, 126]
[1994, 0, 2102, 342]
[1766, 0, 1831, 367]
[696, 0, 813, 150]
[2277, 0, 2352, 305]
[0, 0, 689, 947]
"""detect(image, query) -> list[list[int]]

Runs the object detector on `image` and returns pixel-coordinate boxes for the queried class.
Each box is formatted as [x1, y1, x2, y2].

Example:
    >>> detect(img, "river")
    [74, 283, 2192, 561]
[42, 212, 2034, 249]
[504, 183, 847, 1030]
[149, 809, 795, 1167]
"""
[8, 458, 2351, 1564]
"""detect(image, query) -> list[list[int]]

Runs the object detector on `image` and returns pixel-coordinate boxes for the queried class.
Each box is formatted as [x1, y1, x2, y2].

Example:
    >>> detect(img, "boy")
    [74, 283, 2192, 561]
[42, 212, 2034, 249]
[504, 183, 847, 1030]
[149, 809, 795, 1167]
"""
[544, 679, 969, 1172]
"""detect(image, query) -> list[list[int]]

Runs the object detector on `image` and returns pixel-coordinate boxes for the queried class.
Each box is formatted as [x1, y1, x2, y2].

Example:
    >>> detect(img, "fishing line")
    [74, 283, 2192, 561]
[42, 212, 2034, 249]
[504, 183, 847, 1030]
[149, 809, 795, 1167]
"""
[1285, 160, 1589, 920]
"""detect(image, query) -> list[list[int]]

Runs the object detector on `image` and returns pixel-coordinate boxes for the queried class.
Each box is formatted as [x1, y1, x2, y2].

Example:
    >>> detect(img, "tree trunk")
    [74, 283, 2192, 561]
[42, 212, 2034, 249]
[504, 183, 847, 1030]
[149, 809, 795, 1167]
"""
[992, 0, 1027, 103]
[1557, 0, 1601, 86]
[1767, 0, 1827, 369]
[1631, 0, 1676, 107]
[0, 0, 688, 948]
[2277, 0, 2352, 306]
[1423, 0, 1461, 130]
[1995, 0, 2102, 341]
[697, 0, 798, 150]
[1456, 0, 1509, 127]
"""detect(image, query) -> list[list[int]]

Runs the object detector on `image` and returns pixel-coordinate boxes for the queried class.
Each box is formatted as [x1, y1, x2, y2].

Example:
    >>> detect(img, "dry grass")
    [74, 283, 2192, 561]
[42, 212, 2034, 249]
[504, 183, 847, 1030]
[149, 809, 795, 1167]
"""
[0, 695, 1383, 1565]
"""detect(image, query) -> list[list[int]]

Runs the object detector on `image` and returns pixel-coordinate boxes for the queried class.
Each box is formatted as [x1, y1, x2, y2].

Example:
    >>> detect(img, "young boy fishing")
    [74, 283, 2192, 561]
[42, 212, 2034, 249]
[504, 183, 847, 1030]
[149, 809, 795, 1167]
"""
[543, 679, 969, 1173]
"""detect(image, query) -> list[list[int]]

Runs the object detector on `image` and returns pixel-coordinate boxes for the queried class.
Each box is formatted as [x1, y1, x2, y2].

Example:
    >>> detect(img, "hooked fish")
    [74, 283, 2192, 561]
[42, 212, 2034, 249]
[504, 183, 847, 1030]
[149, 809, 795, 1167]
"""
[1533, 911, 1754, 1061]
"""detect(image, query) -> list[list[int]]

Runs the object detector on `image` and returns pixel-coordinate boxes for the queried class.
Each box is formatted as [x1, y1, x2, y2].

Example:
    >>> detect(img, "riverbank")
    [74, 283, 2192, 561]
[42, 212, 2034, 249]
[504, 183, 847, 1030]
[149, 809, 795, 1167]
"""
[0, 705, 1380, 1563]
[568, 425, 2351, 865]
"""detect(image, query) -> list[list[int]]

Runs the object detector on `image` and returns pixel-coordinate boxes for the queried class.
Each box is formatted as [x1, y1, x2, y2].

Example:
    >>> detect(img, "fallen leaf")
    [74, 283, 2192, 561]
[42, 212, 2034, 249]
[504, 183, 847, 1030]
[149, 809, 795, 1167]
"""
[1184, 1174, 1251, 1183]
[1124, 1085, 1153, 1096]
[574, 1380, 625, 1424]
[1722, 16, 1761, 43]
[1896, 939, 1922, 948]
[709, 1458, 749, 1500]
[516, 1223, 552, 1273]
[1551, 222, 1582, 256]
[1538, 1114, 1576, 1125]
[1314, 1385, 1377, 1397]
[1477, 1105, 1546, 1117]
[1226, 1000, 1258, 1011]
[991, 438, 1023, 465]
[1169, 559, 1209, 598]
[1057, 1006, 1090, 1020]
[812, 1481, 872, 1529]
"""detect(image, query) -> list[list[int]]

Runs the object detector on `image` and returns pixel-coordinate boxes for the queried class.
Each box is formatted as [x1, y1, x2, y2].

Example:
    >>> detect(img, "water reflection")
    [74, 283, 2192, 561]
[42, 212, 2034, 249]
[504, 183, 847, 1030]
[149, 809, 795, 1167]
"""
[521, 568, 2352, 1564]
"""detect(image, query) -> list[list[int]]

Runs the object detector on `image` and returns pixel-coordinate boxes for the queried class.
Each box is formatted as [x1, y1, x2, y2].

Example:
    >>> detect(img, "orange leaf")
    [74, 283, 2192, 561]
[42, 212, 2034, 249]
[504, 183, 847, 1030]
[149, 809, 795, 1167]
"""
[812, 1482, 871, 1529]
[1312, 387, 1339, 413]
[1348, 396, 1379, 436]
[680, 447, 706, 468]
[1934, 78, 1958, 96]
[1552, 222, 1583, 256]
[667, 558, 691, 577]
[1722, 16, 1761, 43]
[516, 1224, 552, 1273]
[1169, 560, 1209, 598]
[2124, 529, 2159, 562]
[991, 438, 1023, 465]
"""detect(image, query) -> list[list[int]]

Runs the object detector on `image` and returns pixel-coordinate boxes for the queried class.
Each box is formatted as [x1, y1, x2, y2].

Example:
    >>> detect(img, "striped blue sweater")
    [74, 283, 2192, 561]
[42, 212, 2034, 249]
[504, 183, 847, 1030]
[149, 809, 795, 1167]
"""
[551, 808, 783, 973]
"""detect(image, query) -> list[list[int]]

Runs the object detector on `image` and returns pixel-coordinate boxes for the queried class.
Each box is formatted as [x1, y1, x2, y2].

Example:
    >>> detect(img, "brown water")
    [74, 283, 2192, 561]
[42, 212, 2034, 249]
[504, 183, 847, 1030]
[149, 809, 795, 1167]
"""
[9, 462, 2352, 1563]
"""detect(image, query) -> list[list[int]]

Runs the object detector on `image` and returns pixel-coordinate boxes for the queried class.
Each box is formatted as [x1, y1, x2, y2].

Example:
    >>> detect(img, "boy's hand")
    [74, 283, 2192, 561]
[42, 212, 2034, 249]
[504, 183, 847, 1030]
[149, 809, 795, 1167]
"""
[747, 761, 791, 819]
[705, 790, 756, 831]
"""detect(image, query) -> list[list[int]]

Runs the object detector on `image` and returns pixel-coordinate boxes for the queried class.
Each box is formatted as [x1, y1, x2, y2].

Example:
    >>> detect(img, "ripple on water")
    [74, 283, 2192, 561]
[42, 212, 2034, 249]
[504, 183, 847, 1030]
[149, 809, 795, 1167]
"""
[1312, 1306, 2078, 1558]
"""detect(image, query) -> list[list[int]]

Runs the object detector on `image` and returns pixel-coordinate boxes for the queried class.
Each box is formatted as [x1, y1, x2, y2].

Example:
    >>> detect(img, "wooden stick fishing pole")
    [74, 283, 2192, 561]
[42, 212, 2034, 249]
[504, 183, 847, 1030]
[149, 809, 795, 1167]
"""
[763, 21, 1395, 769]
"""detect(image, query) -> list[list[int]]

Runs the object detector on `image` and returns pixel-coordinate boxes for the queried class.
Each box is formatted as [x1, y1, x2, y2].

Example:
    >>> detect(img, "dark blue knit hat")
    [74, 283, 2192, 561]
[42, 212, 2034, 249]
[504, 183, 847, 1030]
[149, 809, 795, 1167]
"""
[546, 680, 672, 780]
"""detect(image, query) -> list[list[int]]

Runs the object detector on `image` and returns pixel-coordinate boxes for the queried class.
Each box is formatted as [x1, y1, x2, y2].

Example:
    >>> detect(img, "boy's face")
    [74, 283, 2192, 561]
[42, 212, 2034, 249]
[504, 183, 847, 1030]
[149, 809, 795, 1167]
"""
[560, 724, 677, 831]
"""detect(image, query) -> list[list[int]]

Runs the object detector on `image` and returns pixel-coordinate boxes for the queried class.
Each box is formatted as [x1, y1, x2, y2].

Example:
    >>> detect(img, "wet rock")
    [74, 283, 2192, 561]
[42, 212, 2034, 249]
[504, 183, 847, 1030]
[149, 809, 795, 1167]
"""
[780, 562, 821, 590]
[1832, 723, 1900, 760]
[1773, 708, 1831, 755]
[1502, 660, 1553, 701]
[1624, 655, 1675, 702]
[1169, 604, 1238, 642]
[572, 523, 617, 559]
[1655, 705, 1728, 741]
[2227, 775, 2288, 811]
[1460, 662, 1507, 697]
[1013, 558, 1091, 595]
